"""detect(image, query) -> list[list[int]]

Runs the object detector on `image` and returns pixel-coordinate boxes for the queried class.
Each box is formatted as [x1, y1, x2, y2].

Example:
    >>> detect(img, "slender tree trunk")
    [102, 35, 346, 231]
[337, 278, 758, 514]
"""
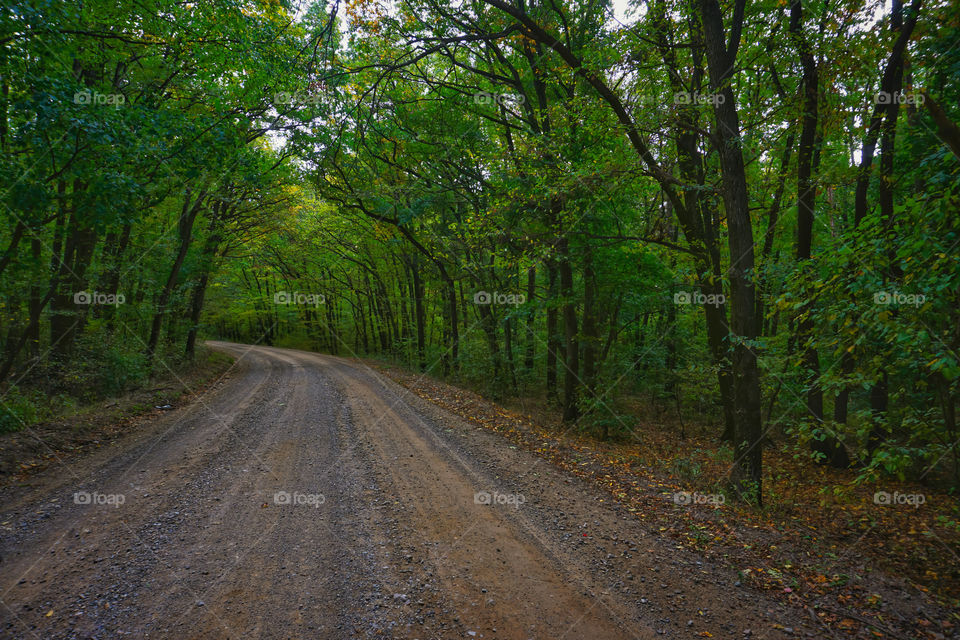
[865, 0, 919, 458]
[582, 248, 598, 397]
[757, 131, 795, 334]
[447, 278, 459, 370]
[853, 0, 922, 226]
[699, 0, 763, 501]
[791, 0, 847, 467]
[478, 300, 502, 380]
[50, 181, 97, 360]
[411, 256, 426, 371]
[146, 188, 206, 366]
[325, 288, 339, 355]
[524, 266, 536, 372]
[0, 220, 26, 280]
[504, 311, 517, 390]
[103, 223, 132, 332]
[27, 237, 42, 357]
[558, 239, 579, 422]
[185, 232, 220, 359]
[546, 260, 559, 401]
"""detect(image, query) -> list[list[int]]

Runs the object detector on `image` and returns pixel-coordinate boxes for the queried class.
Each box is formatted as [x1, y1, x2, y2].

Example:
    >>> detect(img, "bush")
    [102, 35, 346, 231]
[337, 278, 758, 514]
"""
[0, 386, 38, 433]
[74, 336, 149, 397]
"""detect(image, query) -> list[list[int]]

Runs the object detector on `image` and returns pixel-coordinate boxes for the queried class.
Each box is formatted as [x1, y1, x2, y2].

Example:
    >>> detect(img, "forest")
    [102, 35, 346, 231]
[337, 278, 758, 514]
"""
[1, 0, 959, 591]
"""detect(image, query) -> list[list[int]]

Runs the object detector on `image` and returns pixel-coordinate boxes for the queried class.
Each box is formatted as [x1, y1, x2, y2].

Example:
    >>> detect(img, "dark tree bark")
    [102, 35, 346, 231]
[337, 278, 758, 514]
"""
[546, 259, 559, 401]
[102, 223, 132, 332]
[698, 0, 764, 501]
[581, 248, 598, 397]
[791, 0, 848, 468]
[146, 187, 207, 366]
[524, 266, 536, 372]
[853, 0, 923, 226]
[26, 237, 42, 357]
[185, 226, 221, 359]
[50, 179, 98, 360]
[410, 255, 426, 370]
[558, 238, 579, 422]
[0, 220, 26, 280]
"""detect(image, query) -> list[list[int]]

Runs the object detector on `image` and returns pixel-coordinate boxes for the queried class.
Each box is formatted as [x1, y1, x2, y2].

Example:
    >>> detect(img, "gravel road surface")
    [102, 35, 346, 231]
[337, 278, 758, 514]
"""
[0, 343, 819, 639]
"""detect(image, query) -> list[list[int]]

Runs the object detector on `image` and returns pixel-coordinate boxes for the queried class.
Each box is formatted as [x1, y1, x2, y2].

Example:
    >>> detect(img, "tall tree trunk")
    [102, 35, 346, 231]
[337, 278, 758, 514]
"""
[546, 260, 559, 400]
[757, 131, 795, 334]
[0, 286, 56, 384]
[558, 239, 579, 422]
[866, 0, 919, 458]
[411, 256, 426, 370]
[447, 278, 460, 370]
[652, 1, 737, 443]
[0, 220, 26, 281]
[50, 180, 97, 360]
[325, 285, 339, 355]
[27, 237, 42, 357]
[699, 0, 764, 502]
[504, 311, 517, 390]
[478, 299, 502, 380]
[791, 0, 847, 467]
[853, 0, 922, 226]
[524, 266, 536, 372]
[582, 248, 598, 397]
[146, 188, 206, 366]
[102, 223, 132, 332]
[185, 230, 220, 359]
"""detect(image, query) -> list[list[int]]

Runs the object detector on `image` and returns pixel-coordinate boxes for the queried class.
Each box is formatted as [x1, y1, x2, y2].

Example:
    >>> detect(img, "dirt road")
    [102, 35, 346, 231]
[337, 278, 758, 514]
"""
[1, 343, 819, 639]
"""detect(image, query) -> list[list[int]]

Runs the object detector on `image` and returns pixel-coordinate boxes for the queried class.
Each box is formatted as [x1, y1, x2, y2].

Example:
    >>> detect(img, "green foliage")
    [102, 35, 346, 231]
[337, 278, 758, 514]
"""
[1, 0, 959, 498]
[75, 337, 150, 397]
[0, 387, 39, 434]
[670, 455, 703, 484]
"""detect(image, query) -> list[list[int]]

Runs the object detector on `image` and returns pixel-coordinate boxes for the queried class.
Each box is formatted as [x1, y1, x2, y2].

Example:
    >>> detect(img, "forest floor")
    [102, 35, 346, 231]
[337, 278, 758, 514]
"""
[0, 348, 234, 487]
[376, 363, 960, 640]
